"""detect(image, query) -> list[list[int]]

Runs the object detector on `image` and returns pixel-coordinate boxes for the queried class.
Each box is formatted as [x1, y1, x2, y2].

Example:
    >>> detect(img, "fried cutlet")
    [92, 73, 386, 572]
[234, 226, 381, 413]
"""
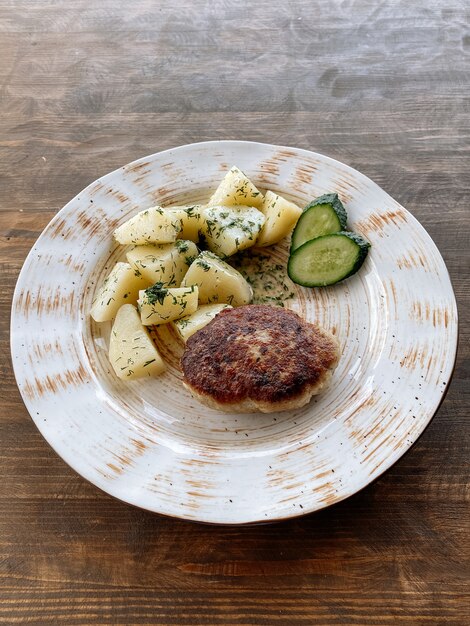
[181, 304, 340, 413]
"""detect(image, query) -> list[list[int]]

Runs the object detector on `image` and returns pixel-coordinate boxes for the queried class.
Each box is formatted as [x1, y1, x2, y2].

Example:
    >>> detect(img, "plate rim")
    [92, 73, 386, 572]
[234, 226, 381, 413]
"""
[10, 140, 459, 524]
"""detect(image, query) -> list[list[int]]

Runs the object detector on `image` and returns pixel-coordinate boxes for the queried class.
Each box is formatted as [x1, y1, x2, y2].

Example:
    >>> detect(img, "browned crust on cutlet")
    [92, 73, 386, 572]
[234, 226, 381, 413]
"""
[181, 305, 340, 412]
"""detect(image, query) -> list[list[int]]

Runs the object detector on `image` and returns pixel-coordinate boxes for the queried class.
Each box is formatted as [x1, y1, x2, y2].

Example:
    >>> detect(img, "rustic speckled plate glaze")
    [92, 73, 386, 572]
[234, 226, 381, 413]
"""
[11, 141, 457, 524]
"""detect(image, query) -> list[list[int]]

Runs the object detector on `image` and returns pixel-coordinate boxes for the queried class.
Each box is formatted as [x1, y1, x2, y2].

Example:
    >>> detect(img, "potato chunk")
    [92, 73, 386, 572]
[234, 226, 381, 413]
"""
[255, 191, 302, 247]
[208, 166, 264, 208]
[173, 304, 232, 342]
[201, 205, 265, 258]
[114, 206, 180, 245]
[126, 240, 198, 286]
[109, 304, 165, 380]
[138, 284, 199, 325]
[163, 205, 202, 242]
[181, 251, 252, 306]
[90, 262, 150, 323]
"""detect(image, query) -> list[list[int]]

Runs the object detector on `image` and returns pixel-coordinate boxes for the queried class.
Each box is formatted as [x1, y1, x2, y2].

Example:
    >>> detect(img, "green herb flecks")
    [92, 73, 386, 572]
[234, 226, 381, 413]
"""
[177, 317, 191, 329]
[144, 282, 168, 305]
[196, 258, 211, 272]
[175, 239, 190, 253]
[230, 250, 296, 307]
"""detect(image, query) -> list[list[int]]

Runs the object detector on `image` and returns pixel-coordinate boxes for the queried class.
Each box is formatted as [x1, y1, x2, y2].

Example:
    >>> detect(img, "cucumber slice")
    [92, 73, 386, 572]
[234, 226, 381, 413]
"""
[291, 193, 348, 251]
[288, 231, 370, 287]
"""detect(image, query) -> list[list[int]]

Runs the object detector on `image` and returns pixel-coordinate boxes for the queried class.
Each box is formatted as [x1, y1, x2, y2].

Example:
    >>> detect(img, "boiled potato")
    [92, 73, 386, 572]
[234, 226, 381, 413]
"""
[201, 205, 265, 258]
[181, 251, 252, 306]
[173, 304, 233, 342]
[90, 262, 150, 323]
[163, 205, 202, 242]
[126, 240, 198, 286]
[109, 304, 165, 380]
[138, 284, 199, 325]
[114, 206, 180, 245]
[256, 191, 302, 247]
[208, 166, 264, 209]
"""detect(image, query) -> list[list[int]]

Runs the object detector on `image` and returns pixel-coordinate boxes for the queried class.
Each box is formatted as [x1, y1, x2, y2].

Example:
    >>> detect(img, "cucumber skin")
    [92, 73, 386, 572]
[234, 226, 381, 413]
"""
[291, 193, 348, 252]
[303, 193, 348, 229]
[338, 231, 371, 278]
[287, 231, 371, 287]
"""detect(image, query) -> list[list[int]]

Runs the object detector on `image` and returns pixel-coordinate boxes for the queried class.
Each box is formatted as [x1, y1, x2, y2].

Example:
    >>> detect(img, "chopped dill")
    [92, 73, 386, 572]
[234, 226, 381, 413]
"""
[229, 250, 296, 307]
[175, 240, 190, 253]
[144, 282, 168, 305]
[196, 258, 211, 272]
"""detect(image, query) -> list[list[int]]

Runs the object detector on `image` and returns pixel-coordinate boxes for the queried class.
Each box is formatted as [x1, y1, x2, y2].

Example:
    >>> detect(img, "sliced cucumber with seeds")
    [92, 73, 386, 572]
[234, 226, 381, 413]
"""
[288, 231, 370, 287]
[291, 193, 348, 251]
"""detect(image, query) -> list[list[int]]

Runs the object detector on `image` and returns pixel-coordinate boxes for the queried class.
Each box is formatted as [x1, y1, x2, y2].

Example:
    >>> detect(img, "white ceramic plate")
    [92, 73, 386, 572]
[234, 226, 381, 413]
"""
[11, 141, 457, 524]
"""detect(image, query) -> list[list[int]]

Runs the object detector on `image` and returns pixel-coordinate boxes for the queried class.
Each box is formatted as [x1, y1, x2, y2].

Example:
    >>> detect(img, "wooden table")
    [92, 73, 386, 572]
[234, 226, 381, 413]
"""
[1, 1, 468, 624]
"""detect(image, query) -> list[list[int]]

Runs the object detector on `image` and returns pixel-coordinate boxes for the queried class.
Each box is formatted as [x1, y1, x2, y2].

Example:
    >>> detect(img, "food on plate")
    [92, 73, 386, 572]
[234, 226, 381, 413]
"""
[90, 262, 150, 322]
[181, 251, 253, 306]
[109, 304, 166, 379]
[114, 206, 180, 245]
[288, 231, 370, 287]
[208, 165, 264, 209]
[255, 191, 302, 247]
[173, 303, 233, 342]
[90, 165, 367, 391]
[200, 205, 265, 257]
[230, 249, 296, 307]
[138, 283, 199, 325]
[163, 205, 202, 242]
[181, 304, 340, 413]
[290, 193, 348, 252]
[288, 192, 370, 286]
[126, 240, 198, 286]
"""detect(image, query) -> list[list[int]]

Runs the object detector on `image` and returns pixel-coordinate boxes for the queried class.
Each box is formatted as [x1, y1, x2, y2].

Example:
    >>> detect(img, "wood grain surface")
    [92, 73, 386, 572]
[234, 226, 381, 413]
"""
[1, 0, 469, 624]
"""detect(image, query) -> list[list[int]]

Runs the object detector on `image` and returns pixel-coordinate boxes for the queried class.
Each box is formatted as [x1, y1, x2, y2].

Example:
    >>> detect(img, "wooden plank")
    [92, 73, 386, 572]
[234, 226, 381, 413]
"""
[0, 0, 468, 624]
